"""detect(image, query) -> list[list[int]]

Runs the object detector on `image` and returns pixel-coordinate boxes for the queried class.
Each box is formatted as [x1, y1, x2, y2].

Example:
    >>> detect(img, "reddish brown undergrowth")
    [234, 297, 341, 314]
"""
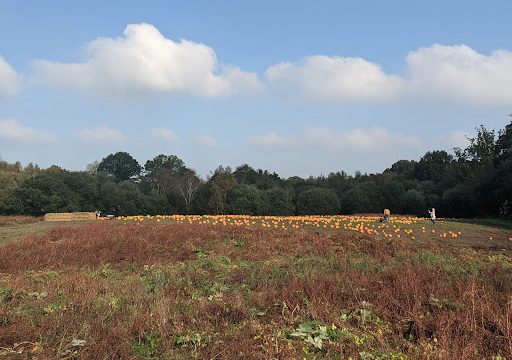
[0, 216, 40, 227]
[0, 221, 406, 273]
[0, 221, 511, 359]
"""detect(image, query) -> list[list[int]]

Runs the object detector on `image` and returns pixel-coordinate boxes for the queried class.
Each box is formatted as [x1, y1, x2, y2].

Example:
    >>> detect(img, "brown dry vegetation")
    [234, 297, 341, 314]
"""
[0, 216, 40, 227]
[1, 221, 511, 359]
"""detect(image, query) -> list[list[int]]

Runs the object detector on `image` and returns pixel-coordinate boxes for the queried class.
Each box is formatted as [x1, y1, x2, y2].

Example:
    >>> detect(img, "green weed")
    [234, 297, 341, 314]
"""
[194, 248, 209, 258]
[0, 286, 13, 302]
[411, 251, 481, 276]
[133, 333, 161, 359]
[289, 321, 340, 350]
[142, 270, 170, 294]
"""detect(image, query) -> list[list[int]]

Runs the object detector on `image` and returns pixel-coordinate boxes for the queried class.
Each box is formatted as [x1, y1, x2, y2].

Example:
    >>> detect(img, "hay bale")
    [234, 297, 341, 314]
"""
[44, 212, 97, 222]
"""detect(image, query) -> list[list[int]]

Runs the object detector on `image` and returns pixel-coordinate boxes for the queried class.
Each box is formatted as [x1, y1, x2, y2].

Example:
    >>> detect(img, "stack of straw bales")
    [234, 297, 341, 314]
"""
[44, 212, 97, 222]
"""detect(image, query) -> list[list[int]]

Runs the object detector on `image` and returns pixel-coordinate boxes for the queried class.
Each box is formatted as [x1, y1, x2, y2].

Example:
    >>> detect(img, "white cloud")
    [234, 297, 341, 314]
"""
[151, 127, 181, 143]
[265, 55, 404, 103]
[196, 135, 217, 147]
[0, 118, 58, 143]
[305, 127, 421, 151]
[74, 125, 124, 143]
[407, 44, 512, 105]
[248, 127, 420, 152]
[264, 44, 512, 106]
[245, 127, 424, 177]
[0, 56, 22, 96]
[248, 132, 292, 148]
[32, 23, 262, 98]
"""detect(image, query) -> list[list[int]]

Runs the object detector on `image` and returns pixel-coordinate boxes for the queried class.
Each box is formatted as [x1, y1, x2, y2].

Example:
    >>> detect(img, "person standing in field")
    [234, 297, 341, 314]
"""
[428, 208, 436, 224]
[382, 208, 391, 222]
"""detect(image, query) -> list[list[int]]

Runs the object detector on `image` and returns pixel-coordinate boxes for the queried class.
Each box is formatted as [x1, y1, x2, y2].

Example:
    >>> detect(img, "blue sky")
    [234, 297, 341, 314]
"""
[1, 0, 511, 177]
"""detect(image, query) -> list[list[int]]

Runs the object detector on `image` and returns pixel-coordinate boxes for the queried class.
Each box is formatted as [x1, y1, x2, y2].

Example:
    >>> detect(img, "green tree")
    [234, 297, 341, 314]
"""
[143, 155, 190, 203]
[374, 176, 405, 213]
[98, 152, 142, 182]
[455, 125, 496, 164]
[340, 183, 378, 214]
[415, 151, 454, 182]
[234, 164, 282, 189]
[144, 154, 187, 177]
[0, 171, 25, 214]
[227, 185, 265, 215]
[14, 172, 81, 215]
[296, 188, 340, 215]
[452, 125, 497, 216]
[401, 189, 426, 215]
[495, 120, 512, 215]
[233, 164, 258, 185]
[264, 187, 295, 215]
[207, 166, 237, 214]
[417, 181, 440, 213]
[386, 160, 417, 179]
[441, 184, 478, 218]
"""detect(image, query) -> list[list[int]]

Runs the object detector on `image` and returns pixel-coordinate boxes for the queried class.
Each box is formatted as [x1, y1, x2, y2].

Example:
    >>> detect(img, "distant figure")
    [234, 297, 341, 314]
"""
[428, 208, 436, 224]
[95, 210, 101, 219]
[381, 209, 391, 222]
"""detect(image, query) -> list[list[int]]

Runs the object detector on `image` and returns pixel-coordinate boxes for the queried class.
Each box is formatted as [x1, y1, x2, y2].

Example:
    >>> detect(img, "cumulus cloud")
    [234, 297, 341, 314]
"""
[0, 56, 22, 96]
[74, 125, 124, 143]
[264, 44, 512, 106]
[196, 135, 217, 147]
[151, 127, 181, 143]
[265, 55, 404, 103]
[248, 132, 292, 148]
[406, 44, 512, 105]
[32, 23, 262, 97]
[0, 118, 58, 143]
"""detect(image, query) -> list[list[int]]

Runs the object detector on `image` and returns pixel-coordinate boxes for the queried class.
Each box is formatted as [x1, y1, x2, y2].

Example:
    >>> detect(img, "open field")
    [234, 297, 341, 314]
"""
[452, 218, 512, 231]
[0, 216, 41, 228]
[1, 215, 512, 359]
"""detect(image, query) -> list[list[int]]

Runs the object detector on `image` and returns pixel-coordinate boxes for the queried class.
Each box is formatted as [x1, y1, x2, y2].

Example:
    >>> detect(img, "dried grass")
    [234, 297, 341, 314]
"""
[0, 221, 511, 358]
[0, 216, 40, 227]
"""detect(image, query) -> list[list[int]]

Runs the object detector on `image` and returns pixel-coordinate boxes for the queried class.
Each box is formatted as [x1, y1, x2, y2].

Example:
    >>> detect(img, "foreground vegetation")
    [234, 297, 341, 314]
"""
[1, 215, 512, 359]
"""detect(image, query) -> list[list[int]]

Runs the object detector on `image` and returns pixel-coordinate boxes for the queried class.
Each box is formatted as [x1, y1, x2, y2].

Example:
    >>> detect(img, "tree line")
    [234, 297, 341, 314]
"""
[1, 121, 511, 218]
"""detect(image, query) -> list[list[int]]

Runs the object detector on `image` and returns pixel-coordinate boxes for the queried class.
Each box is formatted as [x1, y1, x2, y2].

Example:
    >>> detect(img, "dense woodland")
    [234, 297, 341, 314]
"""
[1, 121, 511, 218]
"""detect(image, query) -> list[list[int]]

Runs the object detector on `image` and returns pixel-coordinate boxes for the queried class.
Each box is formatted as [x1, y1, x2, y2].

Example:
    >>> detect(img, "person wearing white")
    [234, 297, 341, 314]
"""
[428, 208, 436, 224]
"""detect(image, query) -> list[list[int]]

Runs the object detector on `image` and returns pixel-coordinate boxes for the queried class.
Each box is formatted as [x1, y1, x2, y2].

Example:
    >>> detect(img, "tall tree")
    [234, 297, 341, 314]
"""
[207, 166, 236, 214]
[98, 152, 141, 183]
[454, 125, 497, 216]
[386, 160, 417, 179]
[176, 169, 202, 213]
[455, 125, 496, 164]
[495, 121, 512, 215]
[415, 151, 454, 182]
[144, 154, 187, 193]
